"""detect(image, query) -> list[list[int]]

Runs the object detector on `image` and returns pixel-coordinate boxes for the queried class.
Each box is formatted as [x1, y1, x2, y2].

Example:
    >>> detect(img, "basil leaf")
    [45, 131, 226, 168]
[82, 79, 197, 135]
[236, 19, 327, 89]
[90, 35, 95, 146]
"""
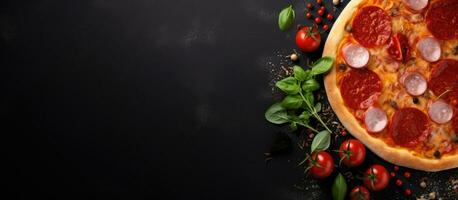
[293, 65, 307, 81]
[281, 95, 303, 109]
[265, 103, 290, 124]
[314, 102, 322, 112]
[304, 92, 314, 105]
[289, 122, 298, 131]
[299, 111, 311, 121]
[276, 77, 300, 94]
[311, 56, 334, 76]
[278, 5, 295, 31]
[332, 173, 347, 200]
[302, 78, 320, 92]
[311, 130, 330, 153]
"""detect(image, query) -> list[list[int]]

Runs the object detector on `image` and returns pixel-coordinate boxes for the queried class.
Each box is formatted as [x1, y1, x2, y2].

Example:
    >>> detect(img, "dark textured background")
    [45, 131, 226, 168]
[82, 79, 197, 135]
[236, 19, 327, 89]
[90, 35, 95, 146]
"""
[2, 0, 457, 199]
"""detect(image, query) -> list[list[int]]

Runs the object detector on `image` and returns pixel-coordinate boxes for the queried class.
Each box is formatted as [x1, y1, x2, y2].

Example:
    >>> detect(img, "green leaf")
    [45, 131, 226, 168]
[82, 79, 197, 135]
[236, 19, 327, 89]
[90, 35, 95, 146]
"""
[289, 122, 298, 131]
[315, 102, 322, 112]
[332, 173, 347, 200]
[311, 130, 330, 153]
[276, 77, 300, 94]
[311, 56, 334, 76]
[304, 92, 315, 105]
[298, 111, 311, 121]
[302, 78, 320, 92]
[293, 65, 307, 81]
[278, 5, 295, 31]
[281, 95, 303, 109]
[265, 103, 290, 124]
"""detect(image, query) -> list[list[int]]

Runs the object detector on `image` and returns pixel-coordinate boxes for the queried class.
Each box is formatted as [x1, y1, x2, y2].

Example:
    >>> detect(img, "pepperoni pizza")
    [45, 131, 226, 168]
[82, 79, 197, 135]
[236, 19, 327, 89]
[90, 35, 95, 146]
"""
[323, 0, 458, 171]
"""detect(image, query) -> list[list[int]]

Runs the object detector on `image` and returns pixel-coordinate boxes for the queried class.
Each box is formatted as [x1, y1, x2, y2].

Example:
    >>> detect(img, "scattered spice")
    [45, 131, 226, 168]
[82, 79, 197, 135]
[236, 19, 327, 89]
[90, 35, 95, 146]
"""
[413, 97, 419, 104]
[390, 100, 399, 109]
[332, 0, 340, 6]
[289, 53, 299, 62]
[345, 24, 352, 32]
[420, 181, 427, 188]
[428, 192, 436, 199]
[404, 171, 411, 178]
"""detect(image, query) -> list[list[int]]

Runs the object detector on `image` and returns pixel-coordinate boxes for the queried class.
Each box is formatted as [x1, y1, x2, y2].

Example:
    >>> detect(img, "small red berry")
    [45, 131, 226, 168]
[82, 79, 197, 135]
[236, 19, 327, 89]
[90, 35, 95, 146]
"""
[394, 166, 399, 171]
[341, 130, 347, 136]
[306, 12, 312, 19]
[326, 13, 334, 20]
[390, 172, 396, 177]
[314, 17, 322, 24]
[404, 171, 411, 178]
[318, 9, 325, 16]
[316, 0, 322, 4]
[320, 6, 326, 11]
[323, 24, 329, 31]
[307, 3, 313, 9]
[396, 179, 403, 186]
[405, 189, 412, 196]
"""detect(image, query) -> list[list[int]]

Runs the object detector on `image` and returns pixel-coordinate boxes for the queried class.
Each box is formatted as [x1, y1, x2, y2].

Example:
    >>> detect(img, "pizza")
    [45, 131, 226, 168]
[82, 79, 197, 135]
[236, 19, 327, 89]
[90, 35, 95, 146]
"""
[323, 0, 458, 171]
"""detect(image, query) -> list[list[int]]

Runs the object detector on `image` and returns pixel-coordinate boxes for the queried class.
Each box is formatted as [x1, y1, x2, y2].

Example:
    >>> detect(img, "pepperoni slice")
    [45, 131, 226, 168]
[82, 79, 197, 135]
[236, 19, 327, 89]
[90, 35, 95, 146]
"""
[387, 33, 411, 62]
[352, 6, 392, 48]
[426, 0, 458, 40]
[340, 69, 382, 110]
[429, 59, 458, 106]
[389, 108, 429, 147]
[402, 0, 429, 11]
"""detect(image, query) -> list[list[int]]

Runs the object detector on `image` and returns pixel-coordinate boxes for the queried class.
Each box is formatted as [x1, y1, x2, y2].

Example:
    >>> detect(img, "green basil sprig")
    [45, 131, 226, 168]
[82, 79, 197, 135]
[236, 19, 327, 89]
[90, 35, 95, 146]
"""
[332, 173, 347, 200]
[310, 130, 330, 153]
[278, 5, 295, 31]
[264, 56, 334, 134]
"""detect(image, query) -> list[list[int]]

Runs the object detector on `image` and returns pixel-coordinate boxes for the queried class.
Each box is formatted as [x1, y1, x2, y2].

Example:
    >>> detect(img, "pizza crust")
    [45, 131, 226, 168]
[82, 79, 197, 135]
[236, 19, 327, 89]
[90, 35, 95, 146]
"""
[323, 0, 458, 171]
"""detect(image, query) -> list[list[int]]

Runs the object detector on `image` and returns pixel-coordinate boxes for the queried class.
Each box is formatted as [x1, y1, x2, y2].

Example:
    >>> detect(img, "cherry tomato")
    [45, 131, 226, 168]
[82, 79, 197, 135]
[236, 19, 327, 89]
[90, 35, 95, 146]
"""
[295, 26, 321, 52]
[364, 164, 390, 191]
[314, 17, 322, 24]
[394, 165, 399, 171]
[350, 186, 370, 200]
[341, 130, 347, 136]
[318, 9, 325, 16]
[404, 171, 411, 178]
[326, 13, 334, 20]
[306, 12, 312, 19]
[316, 0, 322, 5]
[308, 151, 334, 178]
[307, 3, 313, 9]
[320, 6, 326, 11]
[323, 24, 329, 31]
[390, 172, 396, 177]
[339, 139, 366, 167]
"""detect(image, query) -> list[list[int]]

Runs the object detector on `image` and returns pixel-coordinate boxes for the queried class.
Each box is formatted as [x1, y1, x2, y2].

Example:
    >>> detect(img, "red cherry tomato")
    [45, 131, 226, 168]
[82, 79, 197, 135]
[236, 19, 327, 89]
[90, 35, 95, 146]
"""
[364, 164, 390, 191]
[314, 17, 322, 24]
[404, 171, 411, 178]
[320, 6, 326, 11]
[390, 172, 396, 177]
[307, 3, 313, 9]
[318, 9, 325, 16]
[339, 139, 366, 167]
[316, 0, 322, 5]
[350, 186, 370, 200]
[323, 24, 329, 31]
[326, 13, 334, 20]
[396, 179, 403, 186]
[306, 12, 312, 19]
[394, 165, 399, 171]
[308, 151, 334, 178]
[295, 26, 321, 52]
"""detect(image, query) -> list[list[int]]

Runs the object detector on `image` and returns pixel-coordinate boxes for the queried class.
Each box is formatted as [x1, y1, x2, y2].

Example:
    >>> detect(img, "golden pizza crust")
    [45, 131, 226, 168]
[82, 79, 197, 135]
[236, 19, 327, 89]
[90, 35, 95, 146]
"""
[323, 0, 458, 171]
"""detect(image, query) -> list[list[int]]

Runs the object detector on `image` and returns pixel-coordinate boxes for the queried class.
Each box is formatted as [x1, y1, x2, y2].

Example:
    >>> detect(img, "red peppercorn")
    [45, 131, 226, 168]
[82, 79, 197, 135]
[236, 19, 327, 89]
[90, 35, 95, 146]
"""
[326, 13, 334, 20]
[405, 189, 412, 196]
[307, 3, 313, 9]
[323, 24, 329, 31]
[306, 12, 312, 19]
[316, 0, 322, 5]
[341, 130, 347, 136]
[318, 9, 325, 16]
[394, 166, 399, 171]
[320, 6, 326, 11]
[390, 172, 396, 177]
[314, 17, 322, 24]
[404, 171, 411, 178]
[396, 179, 403, 186]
